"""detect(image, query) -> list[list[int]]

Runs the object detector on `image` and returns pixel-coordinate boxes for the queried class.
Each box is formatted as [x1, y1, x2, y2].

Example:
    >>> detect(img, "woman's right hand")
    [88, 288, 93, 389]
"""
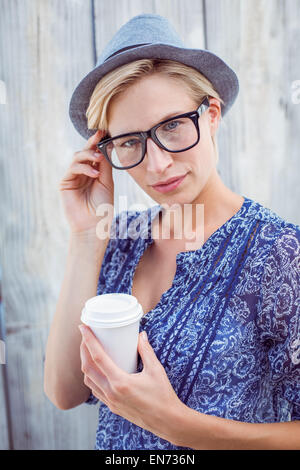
[59, 130, 114, 235]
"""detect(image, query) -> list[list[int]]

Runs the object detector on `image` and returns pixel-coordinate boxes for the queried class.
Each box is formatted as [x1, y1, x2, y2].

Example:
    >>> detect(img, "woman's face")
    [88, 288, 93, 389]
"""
[107, 73, 221, 207]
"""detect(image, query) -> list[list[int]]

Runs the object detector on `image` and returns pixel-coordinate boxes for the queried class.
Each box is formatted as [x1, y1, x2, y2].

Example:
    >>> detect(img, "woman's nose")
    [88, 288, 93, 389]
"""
[145, 138, 173, 173]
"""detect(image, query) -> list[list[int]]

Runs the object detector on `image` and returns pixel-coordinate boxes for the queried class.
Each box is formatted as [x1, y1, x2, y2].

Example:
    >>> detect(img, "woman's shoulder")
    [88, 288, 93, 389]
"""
[241, 199, 299, 291]
[245, 197, 300, 246]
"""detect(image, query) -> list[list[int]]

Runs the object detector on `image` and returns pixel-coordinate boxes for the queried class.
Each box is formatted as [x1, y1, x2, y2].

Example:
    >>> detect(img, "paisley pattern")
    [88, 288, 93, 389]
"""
[85, 196, 300, 450]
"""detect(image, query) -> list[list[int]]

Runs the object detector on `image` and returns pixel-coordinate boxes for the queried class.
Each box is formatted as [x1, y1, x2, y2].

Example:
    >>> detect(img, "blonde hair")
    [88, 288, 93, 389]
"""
[86, 59, 224, 165]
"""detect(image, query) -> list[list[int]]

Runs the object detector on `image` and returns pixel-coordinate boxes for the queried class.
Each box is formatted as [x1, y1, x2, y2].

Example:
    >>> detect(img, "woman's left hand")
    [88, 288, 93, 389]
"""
[79, 325, 184, 443]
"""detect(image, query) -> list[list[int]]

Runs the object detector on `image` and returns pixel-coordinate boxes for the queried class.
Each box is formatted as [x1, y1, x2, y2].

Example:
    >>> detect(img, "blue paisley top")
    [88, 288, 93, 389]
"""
[85, 195, 300, 450]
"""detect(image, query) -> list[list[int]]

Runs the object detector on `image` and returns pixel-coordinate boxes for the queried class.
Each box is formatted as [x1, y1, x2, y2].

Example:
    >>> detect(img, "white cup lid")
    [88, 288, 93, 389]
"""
[81, 293, 143, 328]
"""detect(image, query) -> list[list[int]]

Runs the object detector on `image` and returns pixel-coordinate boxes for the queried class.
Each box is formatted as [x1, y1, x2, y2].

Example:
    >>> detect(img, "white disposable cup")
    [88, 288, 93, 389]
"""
[81, 293, 144, 373]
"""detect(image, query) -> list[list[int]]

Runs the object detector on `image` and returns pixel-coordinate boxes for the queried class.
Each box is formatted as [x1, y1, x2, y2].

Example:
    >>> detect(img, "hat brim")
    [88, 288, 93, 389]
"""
[69, 43, 239, 140]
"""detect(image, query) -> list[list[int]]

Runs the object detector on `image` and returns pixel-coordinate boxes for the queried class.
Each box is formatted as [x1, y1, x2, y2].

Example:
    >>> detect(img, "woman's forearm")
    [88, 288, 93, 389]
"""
[44, 231, 109, 409]
[169, 403, 300, 450]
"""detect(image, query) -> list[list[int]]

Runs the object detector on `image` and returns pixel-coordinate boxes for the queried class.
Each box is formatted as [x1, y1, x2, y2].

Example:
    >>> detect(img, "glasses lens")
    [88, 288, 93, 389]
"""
[105, 134, 143, 168]
[155, 117, 198, 151]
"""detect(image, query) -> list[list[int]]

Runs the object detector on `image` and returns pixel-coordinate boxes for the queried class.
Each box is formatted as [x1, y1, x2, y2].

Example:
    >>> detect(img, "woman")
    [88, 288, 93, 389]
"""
[44, 14, 300, 450]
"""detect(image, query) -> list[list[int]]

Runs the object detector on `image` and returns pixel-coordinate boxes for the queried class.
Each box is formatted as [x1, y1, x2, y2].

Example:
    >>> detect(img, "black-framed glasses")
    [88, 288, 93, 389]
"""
[96, 96, 210, 170]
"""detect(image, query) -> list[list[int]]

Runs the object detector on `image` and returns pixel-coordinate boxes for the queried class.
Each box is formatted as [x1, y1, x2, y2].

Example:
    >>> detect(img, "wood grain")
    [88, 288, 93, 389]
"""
[0, 0, 99, 450]
[206, 0, 300, 224]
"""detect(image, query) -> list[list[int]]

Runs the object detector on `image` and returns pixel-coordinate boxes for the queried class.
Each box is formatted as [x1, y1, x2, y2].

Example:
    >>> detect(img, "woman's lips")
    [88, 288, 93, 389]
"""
[151, 174, 187, 193]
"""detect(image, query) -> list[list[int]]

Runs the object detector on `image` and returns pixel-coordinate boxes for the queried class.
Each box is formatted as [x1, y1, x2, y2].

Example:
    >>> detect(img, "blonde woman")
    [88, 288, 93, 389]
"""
[44, 14, 300, 450]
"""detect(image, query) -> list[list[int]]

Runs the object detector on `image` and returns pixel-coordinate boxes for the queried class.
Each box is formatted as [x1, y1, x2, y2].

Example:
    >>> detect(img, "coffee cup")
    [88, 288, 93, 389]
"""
[81, 293, 143, 373]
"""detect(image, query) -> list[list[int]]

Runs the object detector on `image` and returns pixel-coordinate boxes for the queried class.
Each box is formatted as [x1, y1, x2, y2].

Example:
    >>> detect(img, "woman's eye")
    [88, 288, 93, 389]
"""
[121, 139, 139, 148]
[163, 120, 180, 131]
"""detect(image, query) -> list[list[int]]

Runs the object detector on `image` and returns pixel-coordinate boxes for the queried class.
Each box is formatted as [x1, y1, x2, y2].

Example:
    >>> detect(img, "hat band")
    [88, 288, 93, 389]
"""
[104, 43, 150, 62]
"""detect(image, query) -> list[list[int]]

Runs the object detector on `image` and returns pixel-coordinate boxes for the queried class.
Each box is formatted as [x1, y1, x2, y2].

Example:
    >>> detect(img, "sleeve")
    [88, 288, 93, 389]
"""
[84, 212, 121, 406]
[258, 225, 300, 420]
[84, 208, 143, 406]
[85, 391, 100, 405]
[95, 208, 144, 296]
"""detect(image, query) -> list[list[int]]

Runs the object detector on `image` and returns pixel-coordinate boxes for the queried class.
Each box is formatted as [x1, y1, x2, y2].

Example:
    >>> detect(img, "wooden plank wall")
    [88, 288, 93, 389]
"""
[205, 0, 300, 223]
[0, 0, 299, 450]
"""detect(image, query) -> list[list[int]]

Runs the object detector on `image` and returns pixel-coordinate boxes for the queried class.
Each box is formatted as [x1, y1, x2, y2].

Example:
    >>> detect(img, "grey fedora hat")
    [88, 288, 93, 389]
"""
[69, 13, 239, 140]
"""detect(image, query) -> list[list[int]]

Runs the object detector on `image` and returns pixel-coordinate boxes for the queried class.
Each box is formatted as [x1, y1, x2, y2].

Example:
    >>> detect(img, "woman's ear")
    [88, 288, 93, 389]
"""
[207, 98, 221, 137]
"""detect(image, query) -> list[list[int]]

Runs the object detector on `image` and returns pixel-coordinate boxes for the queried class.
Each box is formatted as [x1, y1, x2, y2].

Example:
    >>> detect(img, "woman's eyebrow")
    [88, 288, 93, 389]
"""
[109, 110, 187, 137]
[159, 110, 184, 121]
